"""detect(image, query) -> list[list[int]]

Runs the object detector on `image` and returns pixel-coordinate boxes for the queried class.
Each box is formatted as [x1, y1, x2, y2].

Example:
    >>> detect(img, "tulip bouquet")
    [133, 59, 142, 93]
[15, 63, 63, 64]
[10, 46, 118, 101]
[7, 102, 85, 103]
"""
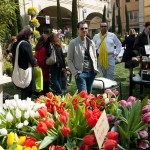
[0, 95, 46, 148]
[111, 96, 150, 150]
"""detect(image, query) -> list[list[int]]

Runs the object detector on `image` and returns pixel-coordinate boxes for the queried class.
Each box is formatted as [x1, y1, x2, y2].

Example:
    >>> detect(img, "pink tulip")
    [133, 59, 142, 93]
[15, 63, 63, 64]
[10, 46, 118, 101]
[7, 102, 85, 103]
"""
[119, 100, 127, 107]
[142, 112, 150, 124]
[127, 96, 136, 103]
[148, 99, 150, 105]
[113, 89, 119, 96]
[142, 105, 150, 114]
[138, 130, 148, 139]
[138, 140, 149, 149]
[105, 89, 114, 96]
[109, 98, 116, 102]
[126, 102, 132, 109]
[107, 114, 115, 122]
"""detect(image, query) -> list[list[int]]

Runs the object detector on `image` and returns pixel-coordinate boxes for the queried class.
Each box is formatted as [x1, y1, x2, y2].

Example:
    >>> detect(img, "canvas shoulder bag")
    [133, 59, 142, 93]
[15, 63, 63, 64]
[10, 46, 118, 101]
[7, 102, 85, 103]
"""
[12, 40, 32, 88]
[46, 45, 57, 65]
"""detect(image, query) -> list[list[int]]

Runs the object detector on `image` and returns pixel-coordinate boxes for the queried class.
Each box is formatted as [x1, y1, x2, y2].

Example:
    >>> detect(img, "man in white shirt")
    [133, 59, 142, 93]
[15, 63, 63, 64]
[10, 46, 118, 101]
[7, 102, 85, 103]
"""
[93, 22, 122, 80]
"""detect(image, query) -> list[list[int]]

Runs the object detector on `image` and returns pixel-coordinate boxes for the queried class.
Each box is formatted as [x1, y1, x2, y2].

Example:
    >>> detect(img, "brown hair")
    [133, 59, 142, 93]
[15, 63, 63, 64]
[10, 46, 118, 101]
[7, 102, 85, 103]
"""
[17, 27, 33, 41]
[35, 34, 48, 51]
[47, 33, 61, 47]
[10, 36, 17, 43]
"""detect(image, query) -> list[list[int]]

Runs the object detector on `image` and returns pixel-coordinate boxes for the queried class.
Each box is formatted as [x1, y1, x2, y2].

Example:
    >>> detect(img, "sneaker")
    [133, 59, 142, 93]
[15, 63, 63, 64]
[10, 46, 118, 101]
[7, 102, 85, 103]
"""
[132, 74, 141, 82]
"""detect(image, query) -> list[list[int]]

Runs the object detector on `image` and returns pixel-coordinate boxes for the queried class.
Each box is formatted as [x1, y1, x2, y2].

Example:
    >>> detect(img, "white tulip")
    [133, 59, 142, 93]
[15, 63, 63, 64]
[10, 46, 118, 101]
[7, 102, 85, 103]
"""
[24, 111, 30, 119]
[14, 94, 19, 100]
[35, 111, 40, 118]
[24, 120, 29, 126]
[103, 93, 107, 99]
[30, 110, 36, 118]
[0, 128, 8, 135]
[16, 123, 23, 129]
[6, 112, 13, 122]
[0, 108, 5, 115]
[3, 104, 8, 109]
[15, 109, 22, 118]
[105, 98, 110, 104]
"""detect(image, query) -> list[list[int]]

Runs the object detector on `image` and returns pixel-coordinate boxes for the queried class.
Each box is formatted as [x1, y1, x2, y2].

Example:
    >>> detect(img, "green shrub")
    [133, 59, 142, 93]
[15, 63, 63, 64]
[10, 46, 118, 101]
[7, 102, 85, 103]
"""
[3, 58, 13, 76]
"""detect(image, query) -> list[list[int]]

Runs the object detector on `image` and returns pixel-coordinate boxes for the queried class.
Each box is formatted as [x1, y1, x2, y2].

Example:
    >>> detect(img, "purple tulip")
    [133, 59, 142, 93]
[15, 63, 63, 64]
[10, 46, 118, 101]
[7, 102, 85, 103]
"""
[142, 105, 150, 114]
[138, 130, 148, 139]
[114, 120, 121, 126]
[107, 114, 115, 122]
[142, 112, 150, 124]
[127, 96, 136, 103]
[119, 100, 127, 107]
[126, 102, 132, 109]
[138, 140, 149, 149]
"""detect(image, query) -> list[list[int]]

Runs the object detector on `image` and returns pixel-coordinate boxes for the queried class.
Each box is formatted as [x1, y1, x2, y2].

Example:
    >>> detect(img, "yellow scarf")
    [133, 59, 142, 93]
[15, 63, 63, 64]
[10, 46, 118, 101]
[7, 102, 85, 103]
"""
[98, 33, 108, 69]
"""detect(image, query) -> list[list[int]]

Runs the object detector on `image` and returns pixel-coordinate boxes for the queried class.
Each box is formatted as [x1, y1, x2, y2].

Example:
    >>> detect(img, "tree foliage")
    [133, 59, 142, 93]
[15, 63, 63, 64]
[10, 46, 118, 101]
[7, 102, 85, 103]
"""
[57, 0, 63, 29]
[72, 0, 78, 38]
[125, 4, 129, 32]
[102, 5, 107, 22]
[112, 3, 115, 33]
[117, 8, 122, 35]
[0, 0, 16, 42]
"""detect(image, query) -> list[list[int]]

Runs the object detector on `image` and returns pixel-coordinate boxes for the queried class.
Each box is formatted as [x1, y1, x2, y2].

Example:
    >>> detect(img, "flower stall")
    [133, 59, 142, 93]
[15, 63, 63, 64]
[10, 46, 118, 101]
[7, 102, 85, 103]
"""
[0, 90, 150, 150]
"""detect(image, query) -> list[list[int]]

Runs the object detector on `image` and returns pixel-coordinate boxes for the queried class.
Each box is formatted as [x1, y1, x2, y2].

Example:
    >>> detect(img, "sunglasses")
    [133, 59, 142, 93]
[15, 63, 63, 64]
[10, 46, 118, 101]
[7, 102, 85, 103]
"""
[80, 28, 88, 30]
[100, 26, 107, 28]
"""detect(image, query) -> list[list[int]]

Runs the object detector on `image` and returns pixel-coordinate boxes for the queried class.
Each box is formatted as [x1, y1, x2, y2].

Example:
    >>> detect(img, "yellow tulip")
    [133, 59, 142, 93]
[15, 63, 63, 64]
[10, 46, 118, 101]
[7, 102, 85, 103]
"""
[31, 146, 37, 150]
[24, 147, 32, 150]
[7, 132, 15, 145]
[18, 136, 26, 145]
[15, 145, 23, 150]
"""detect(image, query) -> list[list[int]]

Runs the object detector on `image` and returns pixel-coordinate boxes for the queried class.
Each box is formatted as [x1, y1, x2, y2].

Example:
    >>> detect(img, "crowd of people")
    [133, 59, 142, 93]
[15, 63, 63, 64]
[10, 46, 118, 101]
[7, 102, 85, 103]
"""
[9, 21, 150, 99]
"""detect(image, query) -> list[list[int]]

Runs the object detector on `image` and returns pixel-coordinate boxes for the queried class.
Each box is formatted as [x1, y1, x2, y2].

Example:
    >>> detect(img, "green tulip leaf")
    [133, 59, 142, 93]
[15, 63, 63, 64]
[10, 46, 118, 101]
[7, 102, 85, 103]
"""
[39, 135, 57, 149]
[142, 96, 148, 107]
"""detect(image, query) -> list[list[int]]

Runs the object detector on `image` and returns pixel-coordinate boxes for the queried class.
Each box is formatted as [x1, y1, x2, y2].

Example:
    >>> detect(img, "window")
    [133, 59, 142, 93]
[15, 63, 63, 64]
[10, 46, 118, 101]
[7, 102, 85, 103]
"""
[128, 11, 139, 20]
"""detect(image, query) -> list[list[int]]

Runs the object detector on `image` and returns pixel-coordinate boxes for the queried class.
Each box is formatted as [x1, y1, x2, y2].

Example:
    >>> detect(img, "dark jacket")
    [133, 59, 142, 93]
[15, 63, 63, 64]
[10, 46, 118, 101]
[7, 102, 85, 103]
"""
[47, 44, 66, 68]
[12, 40, 36, 91]
[134, 31, 150, 56]
[122, 35, 136, 62]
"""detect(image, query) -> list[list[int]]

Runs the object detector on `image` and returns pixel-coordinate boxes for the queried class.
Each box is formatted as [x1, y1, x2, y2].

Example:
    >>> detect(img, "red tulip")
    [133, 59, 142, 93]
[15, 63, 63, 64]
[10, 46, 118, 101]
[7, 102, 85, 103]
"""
[106, 131, 118, 142]
[142, 105, 150, 114]
[24, 137, 36, 147]
[59, 115, 68, 124]
[38, 106, 47, 118]
[85, 109, 92, 119]
[61, 126, 71, 137]
[82, 134, 96, 146]
[78, 90, 88, 98]
[103, 139, 118, 150]
[79, 144, 90, 150]
[37, 122, 48, 133]
[87, 115, 98, 127]
[44, 118, 54, 128]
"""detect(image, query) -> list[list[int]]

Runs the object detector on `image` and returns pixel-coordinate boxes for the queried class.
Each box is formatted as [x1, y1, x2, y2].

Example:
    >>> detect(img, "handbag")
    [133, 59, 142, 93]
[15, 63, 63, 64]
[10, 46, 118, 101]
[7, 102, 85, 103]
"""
[12, 40, 32, 88]
[141, 70, 150, 82]
[34, 66, 43, 92]
[46, 45, 56, 65]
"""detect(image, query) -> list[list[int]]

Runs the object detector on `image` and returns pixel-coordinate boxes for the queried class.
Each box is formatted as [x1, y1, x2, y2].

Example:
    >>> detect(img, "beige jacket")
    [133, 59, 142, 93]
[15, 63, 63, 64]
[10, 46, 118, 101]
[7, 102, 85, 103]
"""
[67, 36, 99, 76]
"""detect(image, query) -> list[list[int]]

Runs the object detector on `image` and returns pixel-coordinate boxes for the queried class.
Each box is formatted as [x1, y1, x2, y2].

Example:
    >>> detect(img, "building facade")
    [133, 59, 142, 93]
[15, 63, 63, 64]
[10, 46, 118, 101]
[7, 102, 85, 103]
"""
[19, 0, 111, 34]
[111, 0, 150, 34]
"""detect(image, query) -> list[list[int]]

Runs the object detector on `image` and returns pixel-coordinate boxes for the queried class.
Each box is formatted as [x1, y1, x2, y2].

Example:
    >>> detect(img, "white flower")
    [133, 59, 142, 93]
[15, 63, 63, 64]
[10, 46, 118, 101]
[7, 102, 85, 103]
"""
[35, 111, 40, 118]
[14, 94, 19, 100]
[24, 111, 30, 119]
[16, 123, 24, 129]
[6, 112, 13, 122]
[24, 120, 29, 126]
[105, 98, 110, 104]
[103, 93, 107, 99]
[0, 128, 8, 135]
[16, 109, 22, 118]
[0, 108, 5, 115]
[30, 110, 36, 118]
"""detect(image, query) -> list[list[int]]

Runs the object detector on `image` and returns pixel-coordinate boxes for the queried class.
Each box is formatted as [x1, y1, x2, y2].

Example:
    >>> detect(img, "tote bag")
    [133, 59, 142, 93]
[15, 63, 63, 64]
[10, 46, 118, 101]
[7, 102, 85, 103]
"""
[46, 46, 56, 65]
[34, 66, 43, 92]
[12, 40, 32, 88]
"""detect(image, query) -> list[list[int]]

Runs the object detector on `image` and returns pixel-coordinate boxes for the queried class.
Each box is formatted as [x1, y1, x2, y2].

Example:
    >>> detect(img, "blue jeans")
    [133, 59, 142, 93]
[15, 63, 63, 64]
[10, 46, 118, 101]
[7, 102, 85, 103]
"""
[75, 71, 96, 94]
[50, 66, 62, 95]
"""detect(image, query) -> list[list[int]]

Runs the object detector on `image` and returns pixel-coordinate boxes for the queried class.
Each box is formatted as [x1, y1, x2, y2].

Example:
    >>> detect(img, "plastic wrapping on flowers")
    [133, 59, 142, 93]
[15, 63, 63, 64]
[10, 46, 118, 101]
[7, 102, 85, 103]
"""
[0, 90, 150, 150]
